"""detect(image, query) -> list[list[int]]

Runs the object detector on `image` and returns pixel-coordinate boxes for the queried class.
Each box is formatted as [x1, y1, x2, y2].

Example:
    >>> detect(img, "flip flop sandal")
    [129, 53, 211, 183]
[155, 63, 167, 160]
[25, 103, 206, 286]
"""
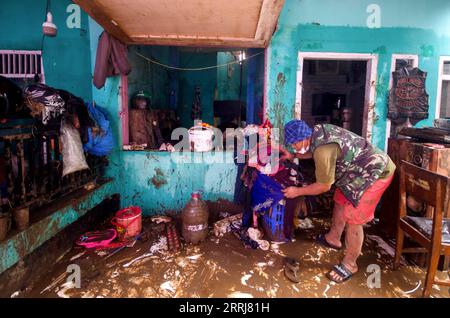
[285, 257, 300, 272]
[284, 265, 301, 283]
[326, 263, 354, 284]
[315, 233, 342, 251]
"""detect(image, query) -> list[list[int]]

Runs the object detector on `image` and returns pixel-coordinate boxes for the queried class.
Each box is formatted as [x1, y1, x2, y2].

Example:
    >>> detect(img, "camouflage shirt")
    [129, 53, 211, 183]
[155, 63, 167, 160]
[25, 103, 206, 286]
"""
[310, 124, 388, 207]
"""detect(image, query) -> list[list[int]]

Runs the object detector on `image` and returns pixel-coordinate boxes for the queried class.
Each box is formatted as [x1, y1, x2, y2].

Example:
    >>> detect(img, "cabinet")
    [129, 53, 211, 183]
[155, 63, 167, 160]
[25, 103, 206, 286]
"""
[379, 138, 450, 269]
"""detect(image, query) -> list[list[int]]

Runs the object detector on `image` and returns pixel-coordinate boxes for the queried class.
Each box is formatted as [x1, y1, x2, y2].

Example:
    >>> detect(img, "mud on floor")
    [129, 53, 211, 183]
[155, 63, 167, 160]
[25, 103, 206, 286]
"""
[15, 217, 450, 298]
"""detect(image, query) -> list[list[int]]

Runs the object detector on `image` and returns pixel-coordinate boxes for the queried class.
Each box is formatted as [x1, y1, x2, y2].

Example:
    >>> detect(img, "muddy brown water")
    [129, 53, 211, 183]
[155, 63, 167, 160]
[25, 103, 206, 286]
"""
[17, 216, 450, 298]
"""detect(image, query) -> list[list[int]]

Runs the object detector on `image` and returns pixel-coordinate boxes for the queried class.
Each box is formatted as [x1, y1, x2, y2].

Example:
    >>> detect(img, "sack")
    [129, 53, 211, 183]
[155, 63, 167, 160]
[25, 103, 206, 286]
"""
[60, 121, 89, 177]
[83, 103, 114, 156]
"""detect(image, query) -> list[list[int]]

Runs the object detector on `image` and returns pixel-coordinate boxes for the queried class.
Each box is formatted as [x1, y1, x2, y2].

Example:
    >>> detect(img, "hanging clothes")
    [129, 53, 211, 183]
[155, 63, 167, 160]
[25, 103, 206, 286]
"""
[93, 32, 131, 89]
[191, 86, 202, 120]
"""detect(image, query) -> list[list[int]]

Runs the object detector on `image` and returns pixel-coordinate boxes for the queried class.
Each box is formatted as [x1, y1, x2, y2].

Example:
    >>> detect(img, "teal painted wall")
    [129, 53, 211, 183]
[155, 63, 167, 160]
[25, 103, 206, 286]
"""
[266, 0, 450, 149]
[217, 52, 248, 102]
[0, 0, 93, 101]
[178, 52, 217, 127]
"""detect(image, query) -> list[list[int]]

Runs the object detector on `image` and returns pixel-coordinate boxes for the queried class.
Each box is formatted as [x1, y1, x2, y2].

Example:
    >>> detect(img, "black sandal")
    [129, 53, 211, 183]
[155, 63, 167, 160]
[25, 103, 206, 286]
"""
[315, 233, 342, 251]
[284, 257, 301, 283]
[326, 263, 354, 284]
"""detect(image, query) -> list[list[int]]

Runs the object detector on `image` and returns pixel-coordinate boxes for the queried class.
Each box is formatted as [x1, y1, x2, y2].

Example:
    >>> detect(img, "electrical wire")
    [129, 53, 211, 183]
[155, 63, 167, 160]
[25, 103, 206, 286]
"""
[133, 49, 264, 72]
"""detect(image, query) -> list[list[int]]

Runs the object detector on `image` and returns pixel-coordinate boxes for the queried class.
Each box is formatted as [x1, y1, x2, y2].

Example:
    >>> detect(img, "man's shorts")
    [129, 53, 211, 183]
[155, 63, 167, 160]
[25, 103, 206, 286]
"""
[333, 174, 394, 225]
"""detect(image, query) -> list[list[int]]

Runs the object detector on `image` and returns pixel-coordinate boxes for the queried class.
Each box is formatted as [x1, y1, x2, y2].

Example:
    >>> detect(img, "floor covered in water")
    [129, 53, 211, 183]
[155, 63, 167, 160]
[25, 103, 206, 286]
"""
[18, 216, 450, 298]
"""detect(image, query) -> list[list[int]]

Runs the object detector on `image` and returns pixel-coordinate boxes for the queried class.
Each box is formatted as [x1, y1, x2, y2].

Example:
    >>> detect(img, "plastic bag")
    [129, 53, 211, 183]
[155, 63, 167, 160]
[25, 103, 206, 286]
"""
[83, 103, 114, 156]
[60, 121, 89, 177]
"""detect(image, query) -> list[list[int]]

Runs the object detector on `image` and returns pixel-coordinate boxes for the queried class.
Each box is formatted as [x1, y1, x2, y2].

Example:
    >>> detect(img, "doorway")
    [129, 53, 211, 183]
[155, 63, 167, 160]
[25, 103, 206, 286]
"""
[295, 52, 378, 140]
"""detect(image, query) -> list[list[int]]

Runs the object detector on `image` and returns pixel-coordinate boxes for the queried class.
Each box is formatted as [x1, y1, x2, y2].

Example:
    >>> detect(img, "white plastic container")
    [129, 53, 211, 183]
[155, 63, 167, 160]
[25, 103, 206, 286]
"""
[188, 125, 214, 152]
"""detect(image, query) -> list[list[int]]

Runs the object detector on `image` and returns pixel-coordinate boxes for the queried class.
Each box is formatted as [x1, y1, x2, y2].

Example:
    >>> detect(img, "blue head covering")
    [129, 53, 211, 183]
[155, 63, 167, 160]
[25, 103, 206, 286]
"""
[284, 120, 313, 145]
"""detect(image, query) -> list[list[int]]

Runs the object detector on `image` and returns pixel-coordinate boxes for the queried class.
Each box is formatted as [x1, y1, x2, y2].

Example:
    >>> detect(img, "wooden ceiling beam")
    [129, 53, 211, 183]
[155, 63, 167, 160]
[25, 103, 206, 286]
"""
[73, 0, 132, 44]
[129, 35, 266, 48]
[254, 0, 285, 44]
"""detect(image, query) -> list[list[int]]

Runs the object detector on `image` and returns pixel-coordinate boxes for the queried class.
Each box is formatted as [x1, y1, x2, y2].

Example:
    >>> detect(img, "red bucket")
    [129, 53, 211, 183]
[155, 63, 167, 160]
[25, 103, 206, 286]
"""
[112, 206, 142, 241]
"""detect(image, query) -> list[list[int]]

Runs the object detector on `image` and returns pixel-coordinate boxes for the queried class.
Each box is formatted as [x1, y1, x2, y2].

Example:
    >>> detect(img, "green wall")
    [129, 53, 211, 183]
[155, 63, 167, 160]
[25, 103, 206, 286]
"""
[127, 46, 171, 109]
[266, 0, 450, 149]
[0, 0, 93, 101]
[178, 51, 217, 127]
[216, 52, 248, 101]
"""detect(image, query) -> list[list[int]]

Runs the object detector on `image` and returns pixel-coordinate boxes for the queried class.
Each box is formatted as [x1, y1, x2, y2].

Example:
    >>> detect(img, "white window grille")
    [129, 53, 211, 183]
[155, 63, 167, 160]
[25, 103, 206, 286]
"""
[0, 50, 45, 82]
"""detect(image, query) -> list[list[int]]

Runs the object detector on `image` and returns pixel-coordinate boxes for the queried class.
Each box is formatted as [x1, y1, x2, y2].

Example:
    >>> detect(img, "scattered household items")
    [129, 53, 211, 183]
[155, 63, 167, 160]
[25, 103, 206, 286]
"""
[284, 257, 300, 283]
[399, 126, 450, 144]
[213, 100, 246, 131]
[112, 206, 142, 242]
[388, 66, 429, 137]
[12, 207, 29, 231]
[83, 103, 114, 156]
[230, 223, 259, 249]
[158, 143, 175, 152]
[60, 121, 89, 177]
[188, 122, 215, 152]
[181, 191, 209, 244]
[166, 223, 181, 253]
[246, 227, 269, 251]
[213, 213, 242, 237]
[151, 215, 172, 224]
[295, 217, 314, 230]
[24, 83, 66, 125]
[42, 11, 57, 37]
[0, 213, 10, 241]
[393, 161, 450, 297]
[76, 229, 117, 249]
[191, 86, 202, 120]
[93, 31, 131, 89]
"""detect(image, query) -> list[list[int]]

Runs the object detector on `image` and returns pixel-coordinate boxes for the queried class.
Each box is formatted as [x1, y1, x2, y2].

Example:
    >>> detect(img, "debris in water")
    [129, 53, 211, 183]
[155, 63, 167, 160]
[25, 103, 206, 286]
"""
[10, 291, 20, 298]
[160, 281, 176, 294]
[56, 281, 76, 298]
[403, 281, 421, 294]
[241, 274, 252, 286]
[227, 291, 253, 298]
[70, 251, 86, 261]
[186, 254, 202, 261]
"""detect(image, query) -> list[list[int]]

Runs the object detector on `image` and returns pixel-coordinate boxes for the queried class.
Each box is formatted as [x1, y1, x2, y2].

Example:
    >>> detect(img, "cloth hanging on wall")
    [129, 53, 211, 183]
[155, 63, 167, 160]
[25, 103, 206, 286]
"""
[93, 32, 131, 89]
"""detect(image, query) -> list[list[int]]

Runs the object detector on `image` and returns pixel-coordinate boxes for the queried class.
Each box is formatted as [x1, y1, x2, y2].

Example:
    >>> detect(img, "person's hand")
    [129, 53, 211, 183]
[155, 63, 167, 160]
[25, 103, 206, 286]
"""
[280, 146, 294, 161]
[282, 186, 301, 199]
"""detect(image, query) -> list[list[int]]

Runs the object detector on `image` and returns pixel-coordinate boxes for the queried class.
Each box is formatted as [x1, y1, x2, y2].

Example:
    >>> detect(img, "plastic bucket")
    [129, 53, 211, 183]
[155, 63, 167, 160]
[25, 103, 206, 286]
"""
[261, 201, 286, 243]
[188, 126, 214, 152]
[112, 206, 142, 241]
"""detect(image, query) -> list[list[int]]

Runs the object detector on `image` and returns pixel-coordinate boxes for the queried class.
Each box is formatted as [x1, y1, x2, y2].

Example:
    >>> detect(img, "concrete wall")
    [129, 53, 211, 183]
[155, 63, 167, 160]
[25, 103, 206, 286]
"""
[266, 0, 450, 149]
[0, 0, 93, 101]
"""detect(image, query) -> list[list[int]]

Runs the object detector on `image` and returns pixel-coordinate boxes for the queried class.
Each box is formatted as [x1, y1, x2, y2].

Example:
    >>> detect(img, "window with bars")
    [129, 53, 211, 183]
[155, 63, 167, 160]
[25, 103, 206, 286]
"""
[0, 50, 45, 81]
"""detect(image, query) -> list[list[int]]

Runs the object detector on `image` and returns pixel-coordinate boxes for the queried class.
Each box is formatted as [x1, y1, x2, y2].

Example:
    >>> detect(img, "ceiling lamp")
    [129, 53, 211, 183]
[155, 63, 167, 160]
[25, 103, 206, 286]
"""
[42, 1, 57, 37]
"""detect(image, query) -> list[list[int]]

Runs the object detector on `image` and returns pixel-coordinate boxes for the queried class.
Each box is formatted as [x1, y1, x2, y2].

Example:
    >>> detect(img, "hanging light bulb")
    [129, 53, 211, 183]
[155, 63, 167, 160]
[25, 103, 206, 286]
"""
[42, 0, 57, 37]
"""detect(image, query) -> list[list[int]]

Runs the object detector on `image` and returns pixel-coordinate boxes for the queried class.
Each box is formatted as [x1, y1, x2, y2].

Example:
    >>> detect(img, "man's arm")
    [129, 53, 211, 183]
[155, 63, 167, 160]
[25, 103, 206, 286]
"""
[283, 182, 331, 198]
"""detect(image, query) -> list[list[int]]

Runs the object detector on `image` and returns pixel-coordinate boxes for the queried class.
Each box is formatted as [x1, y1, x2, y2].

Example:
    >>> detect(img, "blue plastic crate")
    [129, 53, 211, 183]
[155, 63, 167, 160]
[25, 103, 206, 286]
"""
[261, 200, 286, 242]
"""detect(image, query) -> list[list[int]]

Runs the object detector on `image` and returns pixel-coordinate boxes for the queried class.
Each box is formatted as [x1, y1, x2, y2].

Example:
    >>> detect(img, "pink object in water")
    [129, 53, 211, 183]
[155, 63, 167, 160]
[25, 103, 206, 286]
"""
[76, 229, 117, 249]
[112, 206, 142, 241]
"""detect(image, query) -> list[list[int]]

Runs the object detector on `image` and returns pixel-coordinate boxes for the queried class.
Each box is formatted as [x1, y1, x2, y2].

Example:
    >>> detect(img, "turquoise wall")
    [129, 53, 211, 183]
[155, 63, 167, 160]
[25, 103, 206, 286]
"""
[0, 0, 92, 101]
[266, 0, 450, 149]
[127, 46, 171, 109]
[216, 52, 248, 101]
[178, 52, 217, 127]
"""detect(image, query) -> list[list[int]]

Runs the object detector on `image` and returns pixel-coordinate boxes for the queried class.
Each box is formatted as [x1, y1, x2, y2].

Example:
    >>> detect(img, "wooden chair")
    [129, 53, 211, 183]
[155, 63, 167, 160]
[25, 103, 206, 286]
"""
[393, 160, 450, 297]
